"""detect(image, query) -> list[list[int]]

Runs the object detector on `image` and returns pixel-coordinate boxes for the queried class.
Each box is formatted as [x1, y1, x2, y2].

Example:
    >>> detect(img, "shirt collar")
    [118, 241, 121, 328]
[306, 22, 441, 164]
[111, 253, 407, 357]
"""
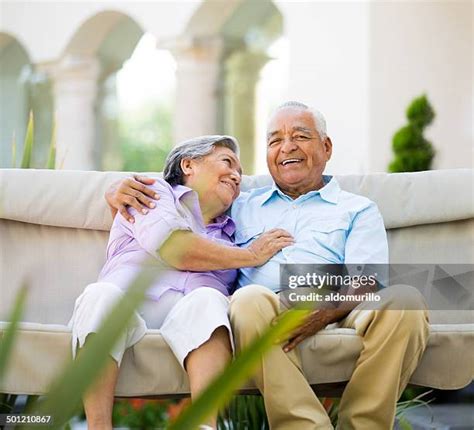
[173, 184, 236, 236]
[260, 175, 340, 205]
[209, 215, 236, 236]
[173, 184, 194, 200]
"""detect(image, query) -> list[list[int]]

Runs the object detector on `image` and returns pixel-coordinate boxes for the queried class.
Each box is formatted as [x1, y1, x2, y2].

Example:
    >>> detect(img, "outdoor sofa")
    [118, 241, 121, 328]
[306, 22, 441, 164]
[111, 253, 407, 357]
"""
[0, 168, 473, 398]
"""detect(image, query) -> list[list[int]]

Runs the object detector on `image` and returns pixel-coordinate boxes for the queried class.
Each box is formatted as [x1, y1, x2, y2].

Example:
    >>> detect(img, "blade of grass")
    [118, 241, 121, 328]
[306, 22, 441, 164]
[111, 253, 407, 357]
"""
[11, 131, 16, 168]
[46, 120, 56, 169]
[169, 308, 309, 430]
[0, 285, 28, 383]
[27, 266, 158, 429]
[396, 390, 433, 416]
[20, 111, 34, 168]
[397, 416, 413, 430]
[0, 394, 18, 414]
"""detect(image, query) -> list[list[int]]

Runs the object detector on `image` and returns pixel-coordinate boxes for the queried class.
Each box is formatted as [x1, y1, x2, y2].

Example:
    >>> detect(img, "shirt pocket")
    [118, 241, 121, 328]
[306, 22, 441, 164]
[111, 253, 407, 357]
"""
[303, 218, 350, 262]
[234, 225, 264, 247]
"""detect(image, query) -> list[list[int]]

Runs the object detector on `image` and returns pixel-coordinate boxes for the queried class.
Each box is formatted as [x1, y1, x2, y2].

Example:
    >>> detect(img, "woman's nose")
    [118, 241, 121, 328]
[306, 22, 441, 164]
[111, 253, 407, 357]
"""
[230, 172, 241, 185]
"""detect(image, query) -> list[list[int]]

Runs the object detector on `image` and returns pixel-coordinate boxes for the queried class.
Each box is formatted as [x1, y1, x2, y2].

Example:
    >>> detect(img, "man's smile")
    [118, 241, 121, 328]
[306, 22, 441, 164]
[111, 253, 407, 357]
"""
[280, 158, 304, 167]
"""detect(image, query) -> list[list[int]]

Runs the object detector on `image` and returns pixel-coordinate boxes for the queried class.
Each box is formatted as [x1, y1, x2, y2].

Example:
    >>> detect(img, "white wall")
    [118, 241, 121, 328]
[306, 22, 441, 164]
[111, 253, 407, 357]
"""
[369, 0, 473, 171]
[276, 1, 371, 175]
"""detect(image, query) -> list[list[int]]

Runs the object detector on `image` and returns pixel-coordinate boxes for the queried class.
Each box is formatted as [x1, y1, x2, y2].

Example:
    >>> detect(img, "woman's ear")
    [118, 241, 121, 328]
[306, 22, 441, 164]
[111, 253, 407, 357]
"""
[180, 158, 194, 176]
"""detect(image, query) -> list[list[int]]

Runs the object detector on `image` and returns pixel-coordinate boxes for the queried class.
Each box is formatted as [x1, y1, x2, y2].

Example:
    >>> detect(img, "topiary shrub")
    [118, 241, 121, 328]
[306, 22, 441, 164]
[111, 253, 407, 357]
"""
[388, 94, 436, 172]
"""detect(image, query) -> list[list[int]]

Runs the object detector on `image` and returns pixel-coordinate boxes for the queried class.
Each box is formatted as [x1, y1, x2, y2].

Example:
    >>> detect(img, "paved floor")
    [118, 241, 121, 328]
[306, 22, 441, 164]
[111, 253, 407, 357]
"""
[399, 404, 474, 430]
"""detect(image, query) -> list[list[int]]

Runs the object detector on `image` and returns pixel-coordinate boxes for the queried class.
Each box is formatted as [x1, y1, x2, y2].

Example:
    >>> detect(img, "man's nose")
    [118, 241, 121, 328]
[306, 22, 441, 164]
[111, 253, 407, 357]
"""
[281, 137, 298, 153]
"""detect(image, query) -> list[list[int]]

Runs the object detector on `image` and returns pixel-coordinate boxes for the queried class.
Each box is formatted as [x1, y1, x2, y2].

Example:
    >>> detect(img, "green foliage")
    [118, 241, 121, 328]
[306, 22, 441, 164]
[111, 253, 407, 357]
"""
[169, 309, 309, 430]
[20, 111, 34, 168]
[10, 111, 56, 169]
[406, 95, 435, 128]
[26, 267, 158, 429]
[46, 121, 56, 169]
[0, 285, 27, 384]
[113, 399, 170, 429]
[395, 390, 433, 430]
[389, 94, 435, 172]
[115, 102, 173, 173]
[218, 395, 269, 429]
[0, 394, 18, 414]
[0, 287, 27, 416]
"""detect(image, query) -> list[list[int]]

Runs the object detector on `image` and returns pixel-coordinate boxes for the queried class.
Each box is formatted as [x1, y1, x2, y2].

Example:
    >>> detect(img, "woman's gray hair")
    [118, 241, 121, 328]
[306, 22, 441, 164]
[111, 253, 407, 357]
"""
[164, 135, 240, 186]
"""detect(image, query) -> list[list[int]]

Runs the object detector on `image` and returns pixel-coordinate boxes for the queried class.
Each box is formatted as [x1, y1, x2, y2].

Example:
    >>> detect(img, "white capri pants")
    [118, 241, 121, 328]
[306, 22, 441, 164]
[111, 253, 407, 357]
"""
[69, 282, 234, 368]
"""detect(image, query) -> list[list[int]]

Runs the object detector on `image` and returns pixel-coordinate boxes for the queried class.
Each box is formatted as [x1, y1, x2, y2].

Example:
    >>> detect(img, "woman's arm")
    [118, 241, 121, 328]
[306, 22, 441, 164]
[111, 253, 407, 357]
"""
[114, 179, 293, 271]
[159, 229, 293, 271]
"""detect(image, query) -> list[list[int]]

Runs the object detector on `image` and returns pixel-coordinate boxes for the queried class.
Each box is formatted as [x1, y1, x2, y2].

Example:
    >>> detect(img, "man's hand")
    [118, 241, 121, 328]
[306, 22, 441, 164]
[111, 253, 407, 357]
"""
[248, 229, 294, 266]
[105, 175, 159, 222]
[276, 308, 350, 352]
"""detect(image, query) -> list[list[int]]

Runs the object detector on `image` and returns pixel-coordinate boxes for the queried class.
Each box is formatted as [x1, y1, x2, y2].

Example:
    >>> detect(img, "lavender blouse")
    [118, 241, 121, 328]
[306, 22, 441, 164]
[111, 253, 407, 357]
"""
[98, 177, 237, 300]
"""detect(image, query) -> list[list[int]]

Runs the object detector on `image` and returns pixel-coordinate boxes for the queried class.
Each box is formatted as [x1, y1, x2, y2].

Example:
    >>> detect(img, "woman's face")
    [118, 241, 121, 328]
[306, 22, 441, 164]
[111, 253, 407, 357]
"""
[182, 146, 242, 210]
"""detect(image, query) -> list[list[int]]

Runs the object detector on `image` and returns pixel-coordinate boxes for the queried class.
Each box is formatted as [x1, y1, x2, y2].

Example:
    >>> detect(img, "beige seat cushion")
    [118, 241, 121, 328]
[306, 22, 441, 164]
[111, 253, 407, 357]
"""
[1, 322, 472, 396]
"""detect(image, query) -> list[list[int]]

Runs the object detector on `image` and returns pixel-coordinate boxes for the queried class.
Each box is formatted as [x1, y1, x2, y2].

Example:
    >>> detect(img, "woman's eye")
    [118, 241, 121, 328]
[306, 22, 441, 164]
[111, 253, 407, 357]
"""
[224, 158, 232, 165]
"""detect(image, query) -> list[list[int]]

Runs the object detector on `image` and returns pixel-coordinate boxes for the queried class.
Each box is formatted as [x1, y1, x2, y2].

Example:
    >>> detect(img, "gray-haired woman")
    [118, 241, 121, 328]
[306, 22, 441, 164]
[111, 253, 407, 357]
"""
[69, 135, 293, 430]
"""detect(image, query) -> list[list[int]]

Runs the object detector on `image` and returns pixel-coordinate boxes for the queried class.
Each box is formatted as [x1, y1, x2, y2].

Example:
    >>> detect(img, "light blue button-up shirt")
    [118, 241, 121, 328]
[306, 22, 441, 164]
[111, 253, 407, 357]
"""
[231, 176, 389, 292]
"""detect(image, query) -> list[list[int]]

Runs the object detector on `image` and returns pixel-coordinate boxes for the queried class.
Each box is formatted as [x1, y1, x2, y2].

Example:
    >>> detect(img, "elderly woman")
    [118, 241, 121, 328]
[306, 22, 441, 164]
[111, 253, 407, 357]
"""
[69, 135, 293, 430]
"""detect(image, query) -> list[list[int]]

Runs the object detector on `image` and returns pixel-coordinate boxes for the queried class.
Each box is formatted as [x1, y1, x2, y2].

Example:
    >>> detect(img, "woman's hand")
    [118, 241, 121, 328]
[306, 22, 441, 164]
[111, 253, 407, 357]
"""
[247, 229, 294, 266]
[105, 175, 159, 222]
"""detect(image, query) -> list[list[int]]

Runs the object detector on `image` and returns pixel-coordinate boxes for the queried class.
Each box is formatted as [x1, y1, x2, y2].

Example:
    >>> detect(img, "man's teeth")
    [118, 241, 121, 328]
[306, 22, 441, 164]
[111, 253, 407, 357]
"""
[281, 159, 301, 165]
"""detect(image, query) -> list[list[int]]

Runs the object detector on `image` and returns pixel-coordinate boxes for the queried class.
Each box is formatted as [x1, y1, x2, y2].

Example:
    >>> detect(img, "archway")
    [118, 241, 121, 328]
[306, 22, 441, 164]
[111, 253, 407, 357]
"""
[175, 0, 284, 174]
[54, 10, 144, 169]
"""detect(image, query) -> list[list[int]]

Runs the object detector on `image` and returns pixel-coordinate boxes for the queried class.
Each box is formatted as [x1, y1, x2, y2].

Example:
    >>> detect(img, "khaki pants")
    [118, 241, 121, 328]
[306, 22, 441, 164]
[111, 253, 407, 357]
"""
[229, 285, 430, 430]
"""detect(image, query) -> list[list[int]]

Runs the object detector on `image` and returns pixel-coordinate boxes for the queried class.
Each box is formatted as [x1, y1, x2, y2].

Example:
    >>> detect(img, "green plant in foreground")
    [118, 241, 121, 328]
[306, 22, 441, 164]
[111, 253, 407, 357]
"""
[0, 286, 28, 415]
[20, 111, 34, 168]
[9, 111, 56, 169]
[389, 94, 435, 172]
[21, 266, 158, 429]
[113, 398, 170, 429]
[0, 286, 27, 384]
[217, 394, 269, 429]
[168, 309, 309, 430]
[396, 390, 433, 430]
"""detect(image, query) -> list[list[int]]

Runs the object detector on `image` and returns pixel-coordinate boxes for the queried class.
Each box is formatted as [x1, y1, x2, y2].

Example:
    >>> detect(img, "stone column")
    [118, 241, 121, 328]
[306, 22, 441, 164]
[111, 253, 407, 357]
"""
[171, 37, 225, 144]
[50, 55, 100, 170]
[224, 50, 268, 174]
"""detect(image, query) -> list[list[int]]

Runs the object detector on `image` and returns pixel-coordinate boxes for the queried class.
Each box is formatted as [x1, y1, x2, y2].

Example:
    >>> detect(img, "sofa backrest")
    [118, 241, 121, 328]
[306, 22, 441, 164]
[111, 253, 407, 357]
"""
[1, 168, 473, 325]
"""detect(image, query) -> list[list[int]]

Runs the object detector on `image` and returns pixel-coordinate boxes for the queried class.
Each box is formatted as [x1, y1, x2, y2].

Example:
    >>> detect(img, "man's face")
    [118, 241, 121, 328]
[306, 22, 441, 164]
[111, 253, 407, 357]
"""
[266, 108, 332, 197]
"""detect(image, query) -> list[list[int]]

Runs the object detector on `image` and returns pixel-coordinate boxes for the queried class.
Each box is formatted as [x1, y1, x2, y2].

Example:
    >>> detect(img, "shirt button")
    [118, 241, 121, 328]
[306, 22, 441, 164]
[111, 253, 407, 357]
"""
[292, 205, 297, 209]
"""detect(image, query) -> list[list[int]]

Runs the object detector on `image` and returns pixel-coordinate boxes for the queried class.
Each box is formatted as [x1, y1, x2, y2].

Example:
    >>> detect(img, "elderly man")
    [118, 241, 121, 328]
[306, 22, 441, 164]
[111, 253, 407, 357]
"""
[107, 101, 429, 430]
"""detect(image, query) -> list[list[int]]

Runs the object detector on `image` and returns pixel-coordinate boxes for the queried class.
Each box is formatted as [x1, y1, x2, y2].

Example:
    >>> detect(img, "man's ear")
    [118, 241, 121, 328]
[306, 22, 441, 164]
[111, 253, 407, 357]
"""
[180, 158, 194, 176]
[324, 137, 333, 161]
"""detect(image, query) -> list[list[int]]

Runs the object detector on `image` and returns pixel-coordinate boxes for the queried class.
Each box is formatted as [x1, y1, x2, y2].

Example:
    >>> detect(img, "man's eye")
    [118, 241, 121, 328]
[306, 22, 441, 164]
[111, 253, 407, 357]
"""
[268, 139, 281, 147]
[295, 135, 310, 141]
[223, 158, 232, 165]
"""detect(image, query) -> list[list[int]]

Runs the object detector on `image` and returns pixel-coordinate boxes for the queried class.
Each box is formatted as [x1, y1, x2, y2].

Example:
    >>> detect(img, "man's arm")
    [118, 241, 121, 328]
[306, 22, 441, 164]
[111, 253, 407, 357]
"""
[280, 306, 350, 352]
[105, 175, 159, 222]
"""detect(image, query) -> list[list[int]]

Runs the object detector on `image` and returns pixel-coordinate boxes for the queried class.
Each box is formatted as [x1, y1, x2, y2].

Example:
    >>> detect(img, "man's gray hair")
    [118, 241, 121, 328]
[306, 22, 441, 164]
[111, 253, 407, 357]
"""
[275, 101, 327, 139]
[164, 135, 240, 186]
